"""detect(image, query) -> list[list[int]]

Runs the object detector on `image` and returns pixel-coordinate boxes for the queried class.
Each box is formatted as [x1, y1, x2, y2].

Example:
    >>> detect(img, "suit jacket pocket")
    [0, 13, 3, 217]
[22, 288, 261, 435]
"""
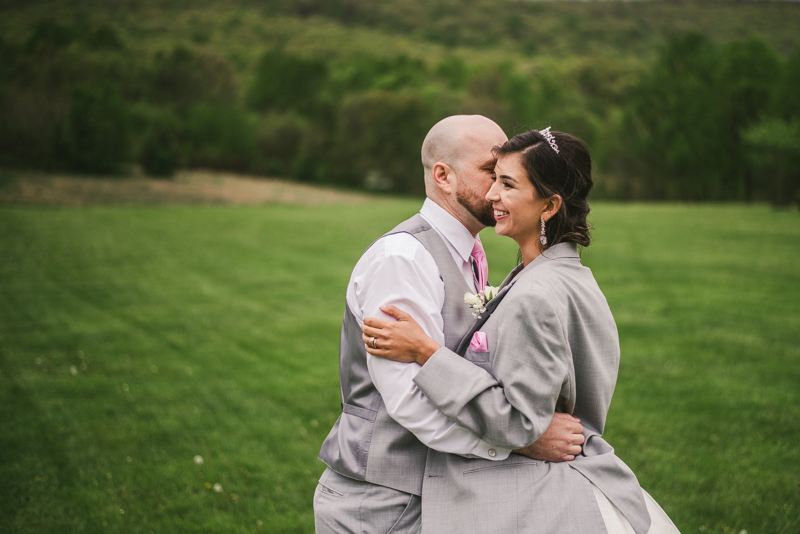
[462, 347, 492, 371]
[464, 459, 537, 475]
[317, 482, 344, 498]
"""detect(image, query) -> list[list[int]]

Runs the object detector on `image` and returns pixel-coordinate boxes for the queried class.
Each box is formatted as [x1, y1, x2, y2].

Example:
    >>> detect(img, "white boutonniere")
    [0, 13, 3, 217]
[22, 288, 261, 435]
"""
[464, 286, 499, 318]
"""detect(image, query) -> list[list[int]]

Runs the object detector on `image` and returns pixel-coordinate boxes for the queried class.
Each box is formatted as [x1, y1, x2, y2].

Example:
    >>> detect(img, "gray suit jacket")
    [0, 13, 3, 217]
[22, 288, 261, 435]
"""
[413, 242, 651, 534]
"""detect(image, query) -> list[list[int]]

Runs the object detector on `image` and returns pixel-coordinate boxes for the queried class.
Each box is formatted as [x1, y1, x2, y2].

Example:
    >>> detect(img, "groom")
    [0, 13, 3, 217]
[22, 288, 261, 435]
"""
[314, 115, 585, 533]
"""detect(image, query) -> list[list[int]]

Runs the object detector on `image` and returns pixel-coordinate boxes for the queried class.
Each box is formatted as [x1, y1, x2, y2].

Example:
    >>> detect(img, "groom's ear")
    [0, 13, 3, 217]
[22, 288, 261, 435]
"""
[432, 162, 455, 194]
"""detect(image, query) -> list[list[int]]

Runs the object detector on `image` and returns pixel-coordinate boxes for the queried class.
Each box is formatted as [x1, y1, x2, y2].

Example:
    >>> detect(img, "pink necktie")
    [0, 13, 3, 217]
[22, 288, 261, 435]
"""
[470, 238, 488, 291]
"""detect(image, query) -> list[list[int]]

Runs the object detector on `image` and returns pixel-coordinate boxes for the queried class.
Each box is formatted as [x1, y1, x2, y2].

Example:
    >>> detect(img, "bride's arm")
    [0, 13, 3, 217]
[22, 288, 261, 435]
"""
[362, 294, 581, 453]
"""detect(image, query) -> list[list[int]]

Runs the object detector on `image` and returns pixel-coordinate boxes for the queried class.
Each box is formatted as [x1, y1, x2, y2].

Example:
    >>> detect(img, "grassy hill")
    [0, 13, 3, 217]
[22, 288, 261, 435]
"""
[3, 0, 800, 62]
[1, 1, 799, 201]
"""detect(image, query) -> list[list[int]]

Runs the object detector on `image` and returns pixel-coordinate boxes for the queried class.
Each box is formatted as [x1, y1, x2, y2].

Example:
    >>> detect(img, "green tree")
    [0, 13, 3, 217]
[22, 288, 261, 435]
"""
[57, 82, 130, 174]
[248, 50, 328, 114]
[255, 111, 323, 179]
[150, 47, 237, 109]
[140, 110, 183, 177]
[773, 47, 800, 122]
[335, 91, 431, 194]
[435, 57, 468, 90]
[25, 18, 75, 53]
[717, 36, 781, 200]
[742, 46, 800, 206]
[627, 33, 730, 199]
[742, 118, 800, 207]
[331, 55, 427, 94]
[626, 33, 785, 201]
[185, 103, 259, 172]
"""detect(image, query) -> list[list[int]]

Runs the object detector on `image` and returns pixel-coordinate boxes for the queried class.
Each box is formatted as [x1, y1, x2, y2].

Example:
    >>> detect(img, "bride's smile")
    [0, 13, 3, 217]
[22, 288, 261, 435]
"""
[493, 209, 509, 218]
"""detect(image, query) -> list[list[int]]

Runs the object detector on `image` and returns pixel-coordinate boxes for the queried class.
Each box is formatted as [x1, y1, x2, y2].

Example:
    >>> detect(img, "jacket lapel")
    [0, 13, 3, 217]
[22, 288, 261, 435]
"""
[455, 264, 523, 355]
[454, 243, 579, 355]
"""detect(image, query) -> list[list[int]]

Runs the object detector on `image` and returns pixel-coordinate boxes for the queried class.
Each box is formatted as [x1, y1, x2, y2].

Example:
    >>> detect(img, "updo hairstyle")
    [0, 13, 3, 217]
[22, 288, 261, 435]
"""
[493, 129, 593, 247]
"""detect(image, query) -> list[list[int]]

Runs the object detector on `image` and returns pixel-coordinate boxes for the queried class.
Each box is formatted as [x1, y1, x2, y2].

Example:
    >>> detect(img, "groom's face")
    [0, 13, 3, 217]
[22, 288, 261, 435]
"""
[455, 132, 507, 228]
[456, 159, 497, 228]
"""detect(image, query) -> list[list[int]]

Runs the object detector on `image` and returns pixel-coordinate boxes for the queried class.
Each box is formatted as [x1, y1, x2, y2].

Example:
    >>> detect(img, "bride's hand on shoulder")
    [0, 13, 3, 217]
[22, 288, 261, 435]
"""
[361, 305, 441, 366]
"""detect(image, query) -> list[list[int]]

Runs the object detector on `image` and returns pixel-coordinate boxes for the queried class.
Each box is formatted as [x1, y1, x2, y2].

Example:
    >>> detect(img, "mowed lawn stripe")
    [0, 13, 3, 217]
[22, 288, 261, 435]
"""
[0, 203, 420, 533]
[0, 202, 798, 533]
[586, 204, 800, 533]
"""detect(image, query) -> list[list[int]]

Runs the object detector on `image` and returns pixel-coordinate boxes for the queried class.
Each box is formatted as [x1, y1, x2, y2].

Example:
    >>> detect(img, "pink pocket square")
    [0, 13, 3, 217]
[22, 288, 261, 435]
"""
[469, 331, 489, 352]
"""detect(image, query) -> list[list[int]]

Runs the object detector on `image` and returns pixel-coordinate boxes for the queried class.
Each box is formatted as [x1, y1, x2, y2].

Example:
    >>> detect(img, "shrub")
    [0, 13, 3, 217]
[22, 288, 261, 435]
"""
[140, 110, 183, 178]
[84, 24, 124, 51]
[625, 33, 732, 200]
[332, 55, 427, 94]
[256, 111, 313, 177]
[248, 50, 328, 114]
[150, 47, 237, 109]
[56, 82, 131, 174]
[335, 91, 431, 194]
[716, 36, 782, 200]
[743, 118, 800, 207]
[625, 33, 784, 201]
[25, 18, 75, 53]
[773, 47, 800, 122]
[185, 104, 259, 172]
[0, 82, 68, 170]
[435, 57, 468, 90]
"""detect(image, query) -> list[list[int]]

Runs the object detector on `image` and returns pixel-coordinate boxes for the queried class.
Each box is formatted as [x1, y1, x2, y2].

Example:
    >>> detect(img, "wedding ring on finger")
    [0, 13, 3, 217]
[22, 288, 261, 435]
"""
[369, 336, 378, 349]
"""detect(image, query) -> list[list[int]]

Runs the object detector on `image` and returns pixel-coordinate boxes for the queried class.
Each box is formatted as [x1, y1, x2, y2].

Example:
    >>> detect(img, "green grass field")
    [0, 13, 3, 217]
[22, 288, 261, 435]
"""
[1, 201, 798, 533]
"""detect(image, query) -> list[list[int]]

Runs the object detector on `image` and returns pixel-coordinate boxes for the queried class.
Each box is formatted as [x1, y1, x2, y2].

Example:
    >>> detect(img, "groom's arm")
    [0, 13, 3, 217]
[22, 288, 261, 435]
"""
[352, 233, 512, 460]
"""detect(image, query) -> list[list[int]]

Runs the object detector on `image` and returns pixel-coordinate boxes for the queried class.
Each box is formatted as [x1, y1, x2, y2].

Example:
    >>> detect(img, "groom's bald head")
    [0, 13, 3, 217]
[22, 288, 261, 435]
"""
[420, 115, 508, 235]
[421, 115, 506, 192]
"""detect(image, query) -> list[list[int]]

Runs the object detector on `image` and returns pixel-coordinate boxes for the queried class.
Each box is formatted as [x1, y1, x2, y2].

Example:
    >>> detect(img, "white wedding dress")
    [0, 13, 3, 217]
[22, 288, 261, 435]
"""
[592, 486, 681, 534]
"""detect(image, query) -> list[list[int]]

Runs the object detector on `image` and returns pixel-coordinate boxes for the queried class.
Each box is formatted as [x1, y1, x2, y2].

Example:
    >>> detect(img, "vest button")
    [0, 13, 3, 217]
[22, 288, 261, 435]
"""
[488, 448, 496, 457]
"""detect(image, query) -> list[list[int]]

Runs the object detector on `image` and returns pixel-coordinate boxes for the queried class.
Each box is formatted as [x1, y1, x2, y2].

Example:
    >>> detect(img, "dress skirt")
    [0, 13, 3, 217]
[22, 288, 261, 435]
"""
[591, 485, 681, 534]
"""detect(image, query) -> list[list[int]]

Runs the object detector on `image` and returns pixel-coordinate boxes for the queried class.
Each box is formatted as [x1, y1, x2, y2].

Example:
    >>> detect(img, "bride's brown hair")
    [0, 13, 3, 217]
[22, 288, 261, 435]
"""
[493, 129, 593, 247]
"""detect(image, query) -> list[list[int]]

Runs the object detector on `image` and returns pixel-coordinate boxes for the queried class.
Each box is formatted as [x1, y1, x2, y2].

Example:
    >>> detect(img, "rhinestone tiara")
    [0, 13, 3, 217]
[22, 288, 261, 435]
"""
[539, 126, 559, 154]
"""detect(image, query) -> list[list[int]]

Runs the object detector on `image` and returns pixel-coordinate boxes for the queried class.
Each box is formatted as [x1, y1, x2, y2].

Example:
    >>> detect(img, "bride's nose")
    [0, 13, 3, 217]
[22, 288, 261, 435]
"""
[486, 180, 501, 201]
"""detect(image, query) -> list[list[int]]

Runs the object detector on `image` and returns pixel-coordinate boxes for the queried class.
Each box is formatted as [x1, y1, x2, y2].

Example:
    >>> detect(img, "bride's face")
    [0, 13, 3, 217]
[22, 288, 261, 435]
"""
[488, 153, 548, 246]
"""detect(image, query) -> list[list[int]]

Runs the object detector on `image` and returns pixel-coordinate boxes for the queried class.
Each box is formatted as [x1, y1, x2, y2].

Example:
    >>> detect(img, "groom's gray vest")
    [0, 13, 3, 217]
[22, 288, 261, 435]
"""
[318, 213, 476, 495]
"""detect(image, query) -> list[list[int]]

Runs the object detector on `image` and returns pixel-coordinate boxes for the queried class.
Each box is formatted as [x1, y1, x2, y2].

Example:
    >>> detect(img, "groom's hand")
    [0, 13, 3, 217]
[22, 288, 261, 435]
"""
[512, 413, 584, 462]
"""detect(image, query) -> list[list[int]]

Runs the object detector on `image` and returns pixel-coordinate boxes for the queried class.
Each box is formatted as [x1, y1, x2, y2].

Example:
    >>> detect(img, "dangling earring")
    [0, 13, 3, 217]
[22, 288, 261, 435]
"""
[540, 218, 547, 246]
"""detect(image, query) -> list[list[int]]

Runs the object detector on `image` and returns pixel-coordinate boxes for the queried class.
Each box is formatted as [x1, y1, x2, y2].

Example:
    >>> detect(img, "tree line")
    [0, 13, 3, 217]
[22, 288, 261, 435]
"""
[0, 18, 798, 204]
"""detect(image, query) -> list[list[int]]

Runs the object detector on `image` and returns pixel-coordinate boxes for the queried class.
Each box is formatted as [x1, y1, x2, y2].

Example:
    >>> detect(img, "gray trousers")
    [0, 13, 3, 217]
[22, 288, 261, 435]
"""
[313, 468, 421, 534]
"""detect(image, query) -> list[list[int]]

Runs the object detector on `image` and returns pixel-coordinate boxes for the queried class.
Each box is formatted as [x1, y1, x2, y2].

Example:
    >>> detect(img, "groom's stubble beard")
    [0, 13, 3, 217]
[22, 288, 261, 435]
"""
[457, 180, 496, 228]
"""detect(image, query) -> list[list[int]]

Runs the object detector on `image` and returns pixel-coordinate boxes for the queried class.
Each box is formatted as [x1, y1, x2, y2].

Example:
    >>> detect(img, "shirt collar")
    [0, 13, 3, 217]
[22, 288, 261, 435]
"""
[420, 198, 477, 263]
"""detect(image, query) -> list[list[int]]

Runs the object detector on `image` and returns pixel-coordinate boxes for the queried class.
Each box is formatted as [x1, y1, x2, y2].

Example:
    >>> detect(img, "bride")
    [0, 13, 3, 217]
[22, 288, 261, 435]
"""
[360, 128, 681, 533]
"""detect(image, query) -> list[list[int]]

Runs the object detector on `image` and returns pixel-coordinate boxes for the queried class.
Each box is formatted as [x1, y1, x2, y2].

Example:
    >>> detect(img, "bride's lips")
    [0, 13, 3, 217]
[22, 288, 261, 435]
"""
[493, 208, 509, 221]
